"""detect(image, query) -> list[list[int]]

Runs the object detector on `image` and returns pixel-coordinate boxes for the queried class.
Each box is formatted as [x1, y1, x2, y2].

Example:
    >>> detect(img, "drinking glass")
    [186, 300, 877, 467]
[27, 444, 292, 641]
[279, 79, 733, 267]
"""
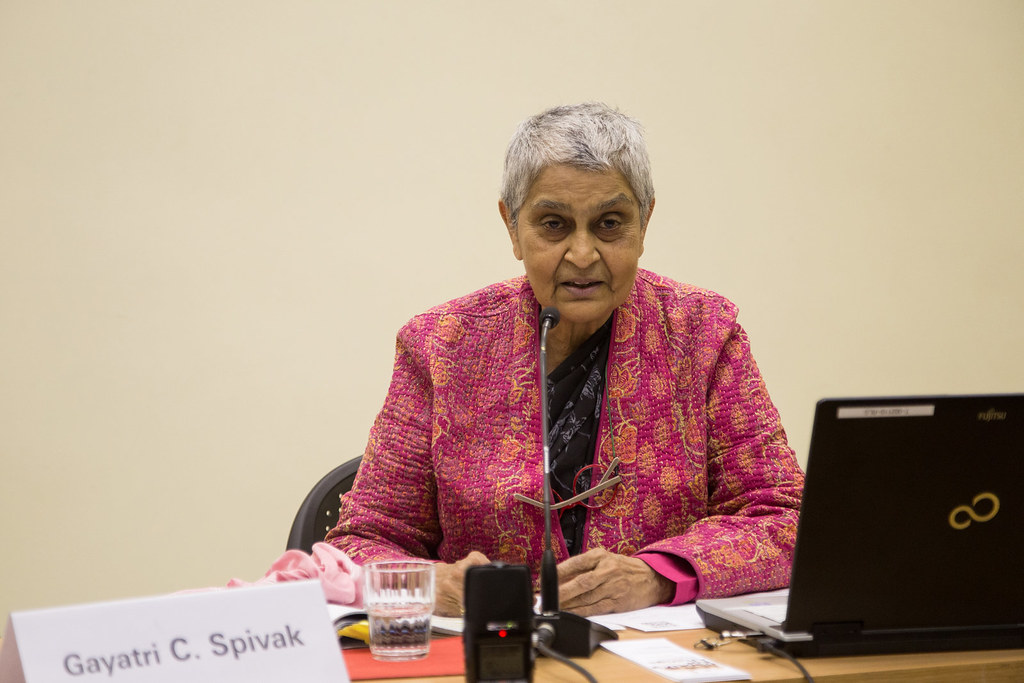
[362, 560, 436, 661]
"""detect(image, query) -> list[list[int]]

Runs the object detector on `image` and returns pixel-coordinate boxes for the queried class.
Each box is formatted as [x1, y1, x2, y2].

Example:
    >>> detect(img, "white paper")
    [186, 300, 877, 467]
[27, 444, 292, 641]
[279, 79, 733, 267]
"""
[590, 604, 706, 632]
[586, 616, 627, 631]
[602, 638, 751, 682]
[326, 603, 464, 635]
[429, 614, 464, 634]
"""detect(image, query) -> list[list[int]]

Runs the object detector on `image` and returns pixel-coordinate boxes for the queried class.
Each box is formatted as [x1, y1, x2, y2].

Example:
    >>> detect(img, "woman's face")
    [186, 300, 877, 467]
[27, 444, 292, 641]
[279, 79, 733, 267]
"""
[501, 164, 652, 344]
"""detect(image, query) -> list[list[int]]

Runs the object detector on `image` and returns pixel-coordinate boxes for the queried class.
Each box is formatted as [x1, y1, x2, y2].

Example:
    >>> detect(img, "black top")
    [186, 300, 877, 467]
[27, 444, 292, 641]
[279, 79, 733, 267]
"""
[546, 317, 612, 555]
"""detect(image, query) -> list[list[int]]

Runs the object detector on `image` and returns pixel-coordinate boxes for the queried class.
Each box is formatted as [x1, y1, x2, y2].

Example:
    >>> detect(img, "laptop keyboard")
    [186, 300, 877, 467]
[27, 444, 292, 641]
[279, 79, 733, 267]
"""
[744, 604, 788, 625]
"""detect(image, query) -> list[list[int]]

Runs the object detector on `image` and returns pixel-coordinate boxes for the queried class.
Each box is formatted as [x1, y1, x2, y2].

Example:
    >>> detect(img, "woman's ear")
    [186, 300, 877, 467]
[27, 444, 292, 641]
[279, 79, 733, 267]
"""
[639, 197, 655, 256]
[499, 200, 523, 261]
[644, 197, 656, 227]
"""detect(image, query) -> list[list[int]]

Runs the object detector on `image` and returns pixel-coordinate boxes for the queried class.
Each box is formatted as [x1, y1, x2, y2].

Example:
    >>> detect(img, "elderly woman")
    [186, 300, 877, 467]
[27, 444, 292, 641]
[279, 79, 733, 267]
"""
[326, 103, 804, 617]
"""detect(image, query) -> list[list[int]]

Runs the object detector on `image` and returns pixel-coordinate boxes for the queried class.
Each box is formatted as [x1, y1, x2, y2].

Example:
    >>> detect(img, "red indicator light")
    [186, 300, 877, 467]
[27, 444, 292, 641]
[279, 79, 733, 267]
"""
[499, 630, 507, 638]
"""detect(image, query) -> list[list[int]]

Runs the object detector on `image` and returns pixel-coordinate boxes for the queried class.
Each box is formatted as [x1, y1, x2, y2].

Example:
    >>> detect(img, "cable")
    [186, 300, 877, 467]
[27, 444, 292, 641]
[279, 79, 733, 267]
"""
[533, 623, 599, 683]
[534, 641, 598, 683]
[749, 637, 815, 683]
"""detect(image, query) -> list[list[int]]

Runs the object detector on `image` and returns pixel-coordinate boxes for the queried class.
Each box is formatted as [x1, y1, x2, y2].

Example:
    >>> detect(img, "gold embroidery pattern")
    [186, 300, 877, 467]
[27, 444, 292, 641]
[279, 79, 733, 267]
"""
[328, 271, 804, 599]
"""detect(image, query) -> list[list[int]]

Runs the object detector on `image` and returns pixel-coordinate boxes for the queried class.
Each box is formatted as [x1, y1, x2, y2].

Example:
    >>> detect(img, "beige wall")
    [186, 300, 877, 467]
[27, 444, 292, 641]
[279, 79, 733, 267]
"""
[2, 1, 1022, 621]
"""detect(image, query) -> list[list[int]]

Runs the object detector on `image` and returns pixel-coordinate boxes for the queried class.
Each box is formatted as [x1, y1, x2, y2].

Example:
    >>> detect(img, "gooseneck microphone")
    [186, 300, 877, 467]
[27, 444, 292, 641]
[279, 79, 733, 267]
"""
[464, 306, 613, 680]
[534, 307, 617, 659]
[537, 306, 561, 616]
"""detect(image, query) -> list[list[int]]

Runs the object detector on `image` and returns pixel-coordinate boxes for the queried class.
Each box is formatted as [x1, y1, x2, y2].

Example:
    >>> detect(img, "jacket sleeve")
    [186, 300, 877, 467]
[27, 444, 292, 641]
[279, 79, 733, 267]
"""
[325, 319, 443, 563]
[637, 321, 804, 599]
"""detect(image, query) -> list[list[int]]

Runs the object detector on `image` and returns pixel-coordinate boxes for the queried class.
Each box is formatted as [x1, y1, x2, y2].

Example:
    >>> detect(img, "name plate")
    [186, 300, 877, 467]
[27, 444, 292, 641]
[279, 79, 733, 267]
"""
[0, 580, 349, 682]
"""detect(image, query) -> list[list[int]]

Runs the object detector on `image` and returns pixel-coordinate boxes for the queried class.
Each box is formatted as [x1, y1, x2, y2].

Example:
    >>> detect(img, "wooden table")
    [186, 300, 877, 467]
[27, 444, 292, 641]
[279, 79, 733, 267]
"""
[370, 626, 1024, 683]
[4, 628, 1021, 682]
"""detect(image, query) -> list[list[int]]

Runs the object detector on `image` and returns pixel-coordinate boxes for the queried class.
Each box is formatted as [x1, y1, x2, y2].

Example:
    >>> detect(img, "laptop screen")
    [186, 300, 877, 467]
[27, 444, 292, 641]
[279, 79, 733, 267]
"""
[785, 394, 1023, 634]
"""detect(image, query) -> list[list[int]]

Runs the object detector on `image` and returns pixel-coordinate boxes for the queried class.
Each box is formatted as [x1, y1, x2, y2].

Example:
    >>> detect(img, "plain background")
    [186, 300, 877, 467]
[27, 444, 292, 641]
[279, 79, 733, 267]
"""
[2, 1, 1022, 622]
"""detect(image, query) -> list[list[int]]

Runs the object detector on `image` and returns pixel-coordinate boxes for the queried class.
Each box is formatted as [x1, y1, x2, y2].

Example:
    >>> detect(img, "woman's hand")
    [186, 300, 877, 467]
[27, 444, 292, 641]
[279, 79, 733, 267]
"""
[556, 548, 673, 616]
[433, 551, 492, 616]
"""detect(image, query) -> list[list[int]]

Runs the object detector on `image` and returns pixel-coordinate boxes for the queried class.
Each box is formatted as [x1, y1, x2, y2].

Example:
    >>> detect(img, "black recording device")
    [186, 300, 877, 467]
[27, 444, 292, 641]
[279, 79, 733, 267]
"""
[463, 562, 535, 683]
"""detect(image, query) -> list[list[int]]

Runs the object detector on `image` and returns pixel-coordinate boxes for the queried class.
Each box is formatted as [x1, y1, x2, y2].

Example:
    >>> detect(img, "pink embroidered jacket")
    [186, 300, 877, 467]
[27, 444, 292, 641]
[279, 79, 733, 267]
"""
[327, 269, 804, 599]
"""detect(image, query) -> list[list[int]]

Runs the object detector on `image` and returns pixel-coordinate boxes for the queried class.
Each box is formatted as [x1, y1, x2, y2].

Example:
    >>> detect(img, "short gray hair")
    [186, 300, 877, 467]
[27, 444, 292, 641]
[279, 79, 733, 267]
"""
[500, 102, 655, 228]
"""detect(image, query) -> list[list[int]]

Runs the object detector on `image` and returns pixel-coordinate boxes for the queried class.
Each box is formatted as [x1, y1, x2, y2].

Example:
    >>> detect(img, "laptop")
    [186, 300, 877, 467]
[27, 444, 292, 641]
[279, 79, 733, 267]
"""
[696, 394, 1024, 657]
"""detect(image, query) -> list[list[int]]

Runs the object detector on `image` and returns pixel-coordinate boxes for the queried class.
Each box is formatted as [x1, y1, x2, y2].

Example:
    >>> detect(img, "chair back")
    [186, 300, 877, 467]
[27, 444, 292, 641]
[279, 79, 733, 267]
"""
[286, 456, 362, 553]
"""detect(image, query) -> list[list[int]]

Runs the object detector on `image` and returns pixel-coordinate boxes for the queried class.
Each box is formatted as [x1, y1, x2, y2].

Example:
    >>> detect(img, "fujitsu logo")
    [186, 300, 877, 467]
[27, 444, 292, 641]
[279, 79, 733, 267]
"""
[949, 492, 1000, 530]
[977, 408, 1007, 422]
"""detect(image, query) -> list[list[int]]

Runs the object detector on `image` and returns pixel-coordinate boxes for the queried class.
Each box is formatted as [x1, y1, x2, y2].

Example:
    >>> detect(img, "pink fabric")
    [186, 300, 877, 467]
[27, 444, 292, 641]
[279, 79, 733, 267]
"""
[327, 270, 804, 600]
[227, 542, 364, 606]
[635, 553, 699, 605]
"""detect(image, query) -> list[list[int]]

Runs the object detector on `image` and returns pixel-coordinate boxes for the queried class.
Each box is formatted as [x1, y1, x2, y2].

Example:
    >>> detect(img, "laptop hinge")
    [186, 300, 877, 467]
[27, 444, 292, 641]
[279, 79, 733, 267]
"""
[811, 621, 863, 639]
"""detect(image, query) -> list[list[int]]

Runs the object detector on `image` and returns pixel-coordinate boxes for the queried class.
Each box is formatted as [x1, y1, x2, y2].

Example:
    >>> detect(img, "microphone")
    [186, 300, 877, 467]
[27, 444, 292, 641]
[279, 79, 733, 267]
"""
[537, 306, 560, 616]
[534, 306, 617, 658]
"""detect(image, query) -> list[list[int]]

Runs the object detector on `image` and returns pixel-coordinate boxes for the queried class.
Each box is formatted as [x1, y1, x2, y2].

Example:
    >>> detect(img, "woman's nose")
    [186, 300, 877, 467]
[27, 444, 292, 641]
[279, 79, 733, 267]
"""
[564, 228, 599, 269]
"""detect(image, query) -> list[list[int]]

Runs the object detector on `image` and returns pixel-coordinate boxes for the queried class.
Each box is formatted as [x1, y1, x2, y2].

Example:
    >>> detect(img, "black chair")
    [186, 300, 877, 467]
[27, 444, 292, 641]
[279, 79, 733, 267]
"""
[286, 455, 362, 553]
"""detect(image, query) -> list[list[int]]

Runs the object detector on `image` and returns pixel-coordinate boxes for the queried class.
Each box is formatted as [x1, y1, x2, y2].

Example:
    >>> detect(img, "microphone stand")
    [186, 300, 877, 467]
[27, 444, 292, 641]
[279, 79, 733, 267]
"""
[534, 307, 617, 658]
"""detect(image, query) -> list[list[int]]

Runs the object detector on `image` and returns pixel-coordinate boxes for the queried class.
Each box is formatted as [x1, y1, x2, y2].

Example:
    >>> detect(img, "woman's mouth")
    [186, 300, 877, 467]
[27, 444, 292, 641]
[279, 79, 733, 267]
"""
[561, 279, 602, 296]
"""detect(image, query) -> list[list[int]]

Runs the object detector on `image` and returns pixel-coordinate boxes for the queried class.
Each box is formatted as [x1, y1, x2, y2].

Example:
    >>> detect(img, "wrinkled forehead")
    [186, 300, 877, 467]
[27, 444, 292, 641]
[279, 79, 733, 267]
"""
[522, 165, 640, 212]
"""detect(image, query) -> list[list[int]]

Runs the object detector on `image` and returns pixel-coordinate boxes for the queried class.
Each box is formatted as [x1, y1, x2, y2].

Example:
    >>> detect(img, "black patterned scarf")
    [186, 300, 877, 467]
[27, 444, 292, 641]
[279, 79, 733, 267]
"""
[547, 316, 612, 555]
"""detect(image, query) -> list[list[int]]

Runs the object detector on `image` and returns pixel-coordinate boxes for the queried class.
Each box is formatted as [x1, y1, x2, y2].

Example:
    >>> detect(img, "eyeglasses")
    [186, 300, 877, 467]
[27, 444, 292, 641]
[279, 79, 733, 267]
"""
[694, 631, 760, 650]
[513, 457, 622, 512]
